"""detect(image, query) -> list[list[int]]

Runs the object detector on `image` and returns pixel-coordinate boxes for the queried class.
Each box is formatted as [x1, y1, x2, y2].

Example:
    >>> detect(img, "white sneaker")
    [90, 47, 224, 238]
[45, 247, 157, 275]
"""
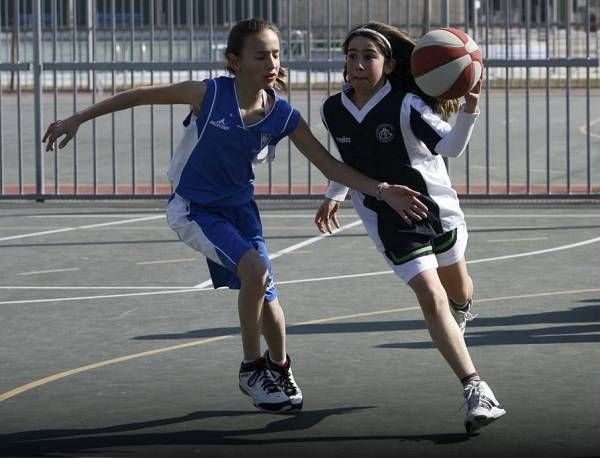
[450, 298, 477, 334]
[264, 351, 303, 411]
[463, 380, 506, 434]
[239, 357, 292, 413]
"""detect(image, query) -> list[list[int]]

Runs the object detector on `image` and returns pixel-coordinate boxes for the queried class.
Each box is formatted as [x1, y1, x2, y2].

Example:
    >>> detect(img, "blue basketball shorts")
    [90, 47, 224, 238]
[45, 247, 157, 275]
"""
[166, 193, 277, 301]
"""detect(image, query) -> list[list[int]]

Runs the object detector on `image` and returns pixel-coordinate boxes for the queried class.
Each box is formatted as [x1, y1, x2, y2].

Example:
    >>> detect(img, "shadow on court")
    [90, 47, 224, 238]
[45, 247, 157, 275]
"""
[132, 303, 600, 347]
[0, 406, 471, 457]
[1, 201, 599, 458]
[377, 303, 600, 348]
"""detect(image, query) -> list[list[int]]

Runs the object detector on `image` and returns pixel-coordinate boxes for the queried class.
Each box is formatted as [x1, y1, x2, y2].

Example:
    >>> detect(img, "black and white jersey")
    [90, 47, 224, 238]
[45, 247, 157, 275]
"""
[321, 80, 477, 264]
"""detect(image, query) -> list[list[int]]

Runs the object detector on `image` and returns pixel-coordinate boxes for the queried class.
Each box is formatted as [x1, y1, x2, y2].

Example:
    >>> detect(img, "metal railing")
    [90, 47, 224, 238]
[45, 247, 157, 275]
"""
[0, 0, 598, 200]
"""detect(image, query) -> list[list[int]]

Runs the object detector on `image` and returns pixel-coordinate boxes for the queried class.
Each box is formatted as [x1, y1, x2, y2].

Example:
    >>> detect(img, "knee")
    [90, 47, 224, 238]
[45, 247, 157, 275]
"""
[417, 287, 449, 319]
[237, 250, 269, 291]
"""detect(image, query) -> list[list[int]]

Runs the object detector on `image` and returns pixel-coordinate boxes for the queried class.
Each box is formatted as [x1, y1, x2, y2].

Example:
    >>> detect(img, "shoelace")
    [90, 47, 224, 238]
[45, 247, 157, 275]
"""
[462, 383, 480, 410]
[460, 383, 494, 412]
[459, 383, 482, 413]
[247, 368, 280, 394]
[274, 369, 297, 395]
[463, 311, 478, 322]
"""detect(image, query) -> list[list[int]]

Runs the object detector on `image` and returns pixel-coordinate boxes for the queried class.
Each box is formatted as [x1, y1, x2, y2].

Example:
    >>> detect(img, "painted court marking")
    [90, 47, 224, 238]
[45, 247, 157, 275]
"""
[1, 233, 598, 305]
[1, 211, 599, 402]
[578, 117, 600, 139]
[0, 215, 165, 242]
[488, 237, 548, 243]
[17, 268, 80, 276]
[135, 258, 198, 266]
[1, 287, 598, 403]
[193, 219, 364, 288]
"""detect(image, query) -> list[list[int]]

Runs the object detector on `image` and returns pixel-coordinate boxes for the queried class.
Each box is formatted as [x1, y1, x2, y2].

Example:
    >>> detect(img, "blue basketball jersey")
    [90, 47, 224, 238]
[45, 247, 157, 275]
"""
[167, 76, 300, 207]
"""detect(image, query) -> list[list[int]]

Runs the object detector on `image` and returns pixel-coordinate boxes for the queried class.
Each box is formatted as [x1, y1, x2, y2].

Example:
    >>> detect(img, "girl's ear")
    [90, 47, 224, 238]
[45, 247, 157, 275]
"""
[384, 58, 396, 76]
[226, 53, 240, 73]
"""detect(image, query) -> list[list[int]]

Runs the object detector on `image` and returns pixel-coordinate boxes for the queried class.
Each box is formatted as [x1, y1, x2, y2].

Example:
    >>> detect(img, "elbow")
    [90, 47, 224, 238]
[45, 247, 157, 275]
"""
[448, 149, 465, 159]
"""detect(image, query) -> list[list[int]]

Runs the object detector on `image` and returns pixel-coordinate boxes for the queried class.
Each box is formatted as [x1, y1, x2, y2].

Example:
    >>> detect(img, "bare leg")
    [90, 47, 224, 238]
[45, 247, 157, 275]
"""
[261, 297, 287, 364]
[409, 269, 476, 379]
[236, 249, 269, 361]
[437, 257, 473, 304]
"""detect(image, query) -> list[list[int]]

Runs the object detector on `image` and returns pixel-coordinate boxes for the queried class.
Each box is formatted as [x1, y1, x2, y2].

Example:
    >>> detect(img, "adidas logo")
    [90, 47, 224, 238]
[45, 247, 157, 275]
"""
[209, 118, 230, 130]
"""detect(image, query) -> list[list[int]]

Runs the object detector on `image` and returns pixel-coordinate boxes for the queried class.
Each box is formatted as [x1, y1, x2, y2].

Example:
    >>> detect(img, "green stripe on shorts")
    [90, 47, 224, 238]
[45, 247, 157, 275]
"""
[386, 245, 434, 265]
[433, 228, 458, 254]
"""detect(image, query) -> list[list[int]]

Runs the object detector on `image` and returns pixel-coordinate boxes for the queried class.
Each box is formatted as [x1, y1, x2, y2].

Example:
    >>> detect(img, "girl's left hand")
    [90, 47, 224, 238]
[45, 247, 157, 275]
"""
[314, 198, 341, 234]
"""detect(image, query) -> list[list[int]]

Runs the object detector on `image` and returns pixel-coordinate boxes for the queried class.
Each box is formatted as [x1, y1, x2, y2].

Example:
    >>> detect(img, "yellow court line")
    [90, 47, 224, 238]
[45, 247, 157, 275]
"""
[0, 336, 233, 402]
[1, 287, 599, 403]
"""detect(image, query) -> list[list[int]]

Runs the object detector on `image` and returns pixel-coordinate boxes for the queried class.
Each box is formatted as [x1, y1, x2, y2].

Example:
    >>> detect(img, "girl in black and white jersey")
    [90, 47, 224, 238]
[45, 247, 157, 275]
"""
[314, 22, 506, 434]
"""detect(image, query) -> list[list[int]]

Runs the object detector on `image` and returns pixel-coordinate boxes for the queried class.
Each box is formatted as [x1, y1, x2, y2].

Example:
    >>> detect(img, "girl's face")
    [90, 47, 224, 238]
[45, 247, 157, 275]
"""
[229, 29, 280, 90]
[345, 35, 394, 94]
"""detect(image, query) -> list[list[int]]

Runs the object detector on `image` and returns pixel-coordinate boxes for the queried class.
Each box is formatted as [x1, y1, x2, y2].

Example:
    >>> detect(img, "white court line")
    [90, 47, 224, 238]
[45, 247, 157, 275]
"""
[0, 288, 210, 305]
[488, 237, 548, 243]
[28, 214, 161, 218]
[1, 233, 600, 305]
[0, 215, 165, 242]
[2, 286, 599, 403]
[23, 213, 600, 219]
[193, 219, 364, 288]
[18, 268, 80, 276]
[0, 286, 198, 290]
[261, 214, 600, 219]
[578, 117, 600, 139]
[136, 258, 198, 265]
[467, 235, 600, 264]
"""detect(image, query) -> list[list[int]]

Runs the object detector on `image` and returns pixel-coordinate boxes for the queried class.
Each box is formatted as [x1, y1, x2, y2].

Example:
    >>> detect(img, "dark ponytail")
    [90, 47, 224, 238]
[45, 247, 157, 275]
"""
[360, 21, 459, 119]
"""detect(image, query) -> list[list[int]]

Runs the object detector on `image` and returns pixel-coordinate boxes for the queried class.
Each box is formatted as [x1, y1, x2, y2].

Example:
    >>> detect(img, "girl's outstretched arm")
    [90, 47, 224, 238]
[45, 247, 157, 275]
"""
[290, 117, 428, 222]
[43, 80, 206, 151]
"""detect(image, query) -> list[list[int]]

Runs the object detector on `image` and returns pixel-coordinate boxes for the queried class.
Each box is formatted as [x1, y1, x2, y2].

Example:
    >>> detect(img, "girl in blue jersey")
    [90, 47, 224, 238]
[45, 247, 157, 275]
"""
[314, 22, 505, 433]
[43, 19, 428, 414]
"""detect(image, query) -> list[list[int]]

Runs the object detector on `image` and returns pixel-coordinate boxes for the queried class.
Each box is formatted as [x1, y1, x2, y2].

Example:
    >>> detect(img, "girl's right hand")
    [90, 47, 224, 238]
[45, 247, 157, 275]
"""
[464, 74, 483, 113]
[382, 184, 429, 222]
[43, 115, 82, 152]
[315, 198, 341, 234]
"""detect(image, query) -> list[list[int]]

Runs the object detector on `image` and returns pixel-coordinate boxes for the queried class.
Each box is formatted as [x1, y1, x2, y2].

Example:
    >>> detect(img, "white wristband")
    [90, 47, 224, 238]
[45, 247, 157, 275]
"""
[375, 182, 388, 201]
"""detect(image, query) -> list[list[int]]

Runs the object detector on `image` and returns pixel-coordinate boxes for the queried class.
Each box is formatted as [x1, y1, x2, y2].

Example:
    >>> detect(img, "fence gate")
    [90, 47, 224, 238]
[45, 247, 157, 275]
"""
[0, 0, 598, 200]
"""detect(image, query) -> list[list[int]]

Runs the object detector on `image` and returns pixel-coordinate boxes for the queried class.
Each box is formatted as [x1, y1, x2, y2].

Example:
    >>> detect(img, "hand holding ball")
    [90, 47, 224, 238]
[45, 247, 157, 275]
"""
[411, 28, 483, 100]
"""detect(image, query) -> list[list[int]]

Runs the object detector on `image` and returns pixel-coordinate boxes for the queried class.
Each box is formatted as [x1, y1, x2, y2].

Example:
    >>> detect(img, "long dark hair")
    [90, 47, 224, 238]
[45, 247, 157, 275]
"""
[225, 18, 287, 92]
[343, 22, 459, 119]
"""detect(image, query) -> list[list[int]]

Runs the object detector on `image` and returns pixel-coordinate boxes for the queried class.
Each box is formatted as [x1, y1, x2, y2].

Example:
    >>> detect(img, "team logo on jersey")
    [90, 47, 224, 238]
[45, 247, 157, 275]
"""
[336, 136, 351, 144]
[375, 124, 395, 143]
[209, 118, 230, 130]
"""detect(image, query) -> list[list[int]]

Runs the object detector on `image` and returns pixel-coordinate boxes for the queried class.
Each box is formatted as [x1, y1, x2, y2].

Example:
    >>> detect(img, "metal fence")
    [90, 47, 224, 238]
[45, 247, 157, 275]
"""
[0, 0, 599, 200]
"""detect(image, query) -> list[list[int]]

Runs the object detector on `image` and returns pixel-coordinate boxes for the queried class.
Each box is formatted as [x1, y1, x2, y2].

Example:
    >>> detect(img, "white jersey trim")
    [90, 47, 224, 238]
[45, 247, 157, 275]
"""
[341, 80, 392, 123]
[167, 79, 217, 190]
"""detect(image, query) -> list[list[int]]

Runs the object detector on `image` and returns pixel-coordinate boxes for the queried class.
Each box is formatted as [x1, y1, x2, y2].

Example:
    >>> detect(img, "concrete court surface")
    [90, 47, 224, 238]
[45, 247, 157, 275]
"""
[0, 199, 599, 458]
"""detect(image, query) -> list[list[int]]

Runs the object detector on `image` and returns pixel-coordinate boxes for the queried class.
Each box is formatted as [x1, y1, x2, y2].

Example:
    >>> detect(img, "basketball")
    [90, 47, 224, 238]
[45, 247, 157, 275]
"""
[410, 28, 483, 100]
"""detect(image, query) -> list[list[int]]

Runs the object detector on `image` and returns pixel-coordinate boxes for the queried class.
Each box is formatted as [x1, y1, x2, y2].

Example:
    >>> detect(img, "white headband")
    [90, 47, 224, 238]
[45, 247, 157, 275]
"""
[347, 28, 392, 55]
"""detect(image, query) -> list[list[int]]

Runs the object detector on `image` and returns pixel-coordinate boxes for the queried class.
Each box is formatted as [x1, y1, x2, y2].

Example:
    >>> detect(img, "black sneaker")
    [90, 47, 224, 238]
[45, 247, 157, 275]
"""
[239, 357, 291, 413]
[264, 351, 303, 411]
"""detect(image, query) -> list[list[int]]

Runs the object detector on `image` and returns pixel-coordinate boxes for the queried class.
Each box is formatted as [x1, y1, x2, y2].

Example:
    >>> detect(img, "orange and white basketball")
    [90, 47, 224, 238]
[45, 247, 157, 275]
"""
[410, 28, 483, 100]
